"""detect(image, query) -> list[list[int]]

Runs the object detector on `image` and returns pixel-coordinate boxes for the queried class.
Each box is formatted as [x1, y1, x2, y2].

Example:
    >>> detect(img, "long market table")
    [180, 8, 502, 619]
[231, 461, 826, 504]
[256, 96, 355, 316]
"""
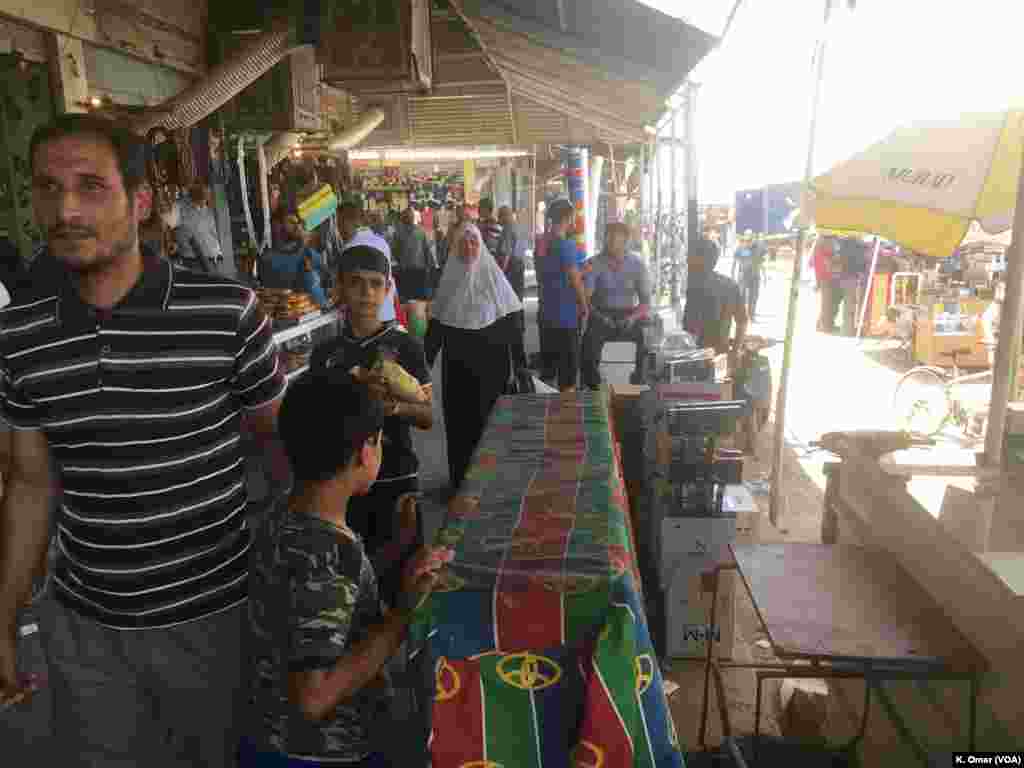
[409, 392, 684, 768]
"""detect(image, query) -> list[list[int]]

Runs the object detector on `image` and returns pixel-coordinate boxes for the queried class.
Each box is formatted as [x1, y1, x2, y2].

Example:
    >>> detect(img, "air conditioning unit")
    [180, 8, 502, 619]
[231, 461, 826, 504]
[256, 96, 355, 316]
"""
[319, 0, 432, 94]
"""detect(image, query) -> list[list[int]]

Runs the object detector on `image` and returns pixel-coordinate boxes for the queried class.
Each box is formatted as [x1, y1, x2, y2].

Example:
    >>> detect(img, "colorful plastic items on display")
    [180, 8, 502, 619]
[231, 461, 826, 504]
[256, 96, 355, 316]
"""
[298, 184, 338, 232]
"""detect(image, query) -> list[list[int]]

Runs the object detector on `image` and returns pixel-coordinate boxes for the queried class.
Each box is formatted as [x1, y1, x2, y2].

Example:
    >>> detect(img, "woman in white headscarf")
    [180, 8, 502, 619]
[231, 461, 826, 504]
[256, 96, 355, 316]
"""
[425, 222, 523, 490]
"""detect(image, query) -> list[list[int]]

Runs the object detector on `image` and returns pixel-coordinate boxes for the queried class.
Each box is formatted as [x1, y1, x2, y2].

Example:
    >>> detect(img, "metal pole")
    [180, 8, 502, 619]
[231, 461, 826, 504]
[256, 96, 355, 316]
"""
[654, 133, 663, 303]
[670, 106, 680, 306]
[530, 145, 537, 249]
[984, 140, 1024, 465]
[685, 81, 699, 269]
[856, 236, 882, 339]
[769, 0, 834, 527]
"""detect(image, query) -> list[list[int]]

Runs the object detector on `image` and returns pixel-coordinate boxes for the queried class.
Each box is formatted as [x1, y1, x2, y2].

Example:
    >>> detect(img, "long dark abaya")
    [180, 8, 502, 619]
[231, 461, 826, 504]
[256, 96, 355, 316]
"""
[425, 314, 517, 490]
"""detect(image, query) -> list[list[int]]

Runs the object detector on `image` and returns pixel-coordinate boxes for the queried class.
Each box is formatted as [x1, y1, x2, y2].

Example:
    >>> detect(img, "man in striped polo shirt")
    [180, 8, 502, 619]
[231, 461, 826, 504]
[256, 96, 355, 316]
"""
[0, 115, 287, 765]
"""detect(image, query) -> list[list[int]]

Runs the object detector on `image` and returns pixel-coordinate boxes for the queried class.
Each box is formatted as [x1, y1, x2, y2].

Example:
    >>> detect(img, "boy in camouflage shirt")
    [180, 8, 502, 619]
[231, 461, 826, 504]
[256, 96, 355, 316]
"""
[245, 370, 452, 766]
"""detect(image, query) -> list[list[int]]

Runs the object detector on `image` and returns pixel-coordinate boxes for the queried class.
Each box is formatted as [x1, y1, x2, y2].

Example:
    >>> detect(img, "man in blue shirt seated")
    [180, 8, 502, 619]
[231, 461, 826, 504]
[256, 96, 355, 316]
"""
[581, 222, 653, 389]
[260, 213, 329, 308]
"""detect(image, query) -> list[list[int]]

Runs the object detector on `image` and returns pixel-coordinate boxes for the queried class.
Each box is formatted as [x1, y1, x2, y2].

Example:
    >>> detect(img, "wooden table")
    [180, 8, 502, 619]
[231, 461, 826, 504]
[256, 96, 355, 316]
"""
[699, 543, 985, 765]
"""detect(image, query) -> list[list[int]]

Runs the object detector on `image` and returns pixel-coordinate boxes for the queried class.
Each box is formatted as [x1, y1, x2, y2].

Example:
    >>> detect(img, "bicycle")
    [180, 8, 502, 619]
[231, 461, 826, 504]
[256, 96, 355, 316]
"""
[891, 347, 992, 438]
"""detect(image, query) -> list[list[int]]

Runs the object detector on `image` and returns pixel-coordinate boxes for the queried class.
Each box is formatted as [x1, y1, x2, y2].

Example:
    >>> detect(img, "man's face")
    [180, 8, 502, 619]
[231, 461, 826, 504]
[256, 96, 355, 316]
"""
[479, 203, 493, 220]
[339, 212, 360, 242]
[557, 213, 574, 237]
[607, 231, 627, 259]
[401, 208, 415, 227]
[499, 208, 514, 228]
[341, 268, 389, 320]
[285, 216, 304, 242]
[32, 135, 150, 273]
[688, 249, 707, 275]
[459, 231, 481, 264]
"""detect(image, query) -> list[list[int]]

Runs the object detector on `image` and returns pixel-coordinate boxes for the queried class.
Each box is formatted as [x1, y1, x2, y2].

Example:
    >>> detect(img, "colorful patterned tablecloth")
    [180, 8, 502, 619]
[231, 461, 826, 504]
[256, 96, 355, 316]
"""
[409, 393, 684, 768]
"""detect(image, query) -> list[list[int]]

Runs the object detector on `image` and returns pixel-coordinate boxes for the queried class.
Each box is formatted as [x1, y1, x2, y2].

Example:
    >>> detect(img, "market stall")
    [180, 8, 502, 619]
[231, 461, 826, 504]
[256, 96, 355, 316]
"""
[409, 393, 683, 767]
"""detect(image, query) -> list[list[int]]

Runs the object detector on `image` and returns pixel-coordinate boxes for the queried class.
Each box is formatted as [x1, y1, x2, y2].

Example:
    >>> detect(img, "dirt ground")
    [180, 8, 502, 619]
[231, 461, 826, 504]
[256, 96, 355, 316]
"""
[663, 419, 987, 765]
[666, 416, 829, 755]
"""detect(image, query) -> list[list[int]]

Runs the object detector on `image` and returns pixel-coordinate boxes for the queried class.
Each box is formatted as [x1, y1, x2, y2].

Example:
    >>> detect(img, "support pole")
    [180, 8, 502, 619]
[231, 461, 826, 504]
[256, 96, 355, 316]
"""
[670, 106, 680, 306]
[856, 237, 882, 339]
[769, 0, 834, 527]
[984, 140, 1024, 466]
[654, 134, 663, 302]
[685, 81, 700, 259]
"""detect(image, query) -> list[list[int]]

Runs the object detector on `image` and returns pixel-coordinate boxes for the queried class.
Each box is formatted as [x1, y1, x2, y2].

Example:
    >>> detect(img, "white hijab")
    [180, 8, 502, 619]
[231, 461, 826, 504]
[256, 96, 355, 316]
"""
[433, 222, 522, 330]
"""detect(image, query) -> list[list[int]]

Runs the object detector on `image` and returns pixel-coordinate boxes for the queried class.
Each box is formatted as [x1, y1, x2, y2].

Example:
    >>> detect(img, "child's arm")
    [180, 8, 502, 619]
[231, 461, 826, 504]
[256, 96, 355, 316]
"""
[288, 545, 451, 721]
[289, 611, 408, 722]
[388, 398, 433, 430]
[386, 338, 433, 430]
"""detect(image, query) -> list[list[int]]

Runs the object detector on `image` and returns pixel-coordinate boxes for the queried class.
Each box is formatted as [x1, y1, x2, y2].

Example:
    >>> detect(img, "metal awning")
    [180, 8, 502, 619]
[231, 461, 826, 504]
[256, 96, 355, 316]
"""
[327, 0, 719, 151]
[453, 0, 718, 142]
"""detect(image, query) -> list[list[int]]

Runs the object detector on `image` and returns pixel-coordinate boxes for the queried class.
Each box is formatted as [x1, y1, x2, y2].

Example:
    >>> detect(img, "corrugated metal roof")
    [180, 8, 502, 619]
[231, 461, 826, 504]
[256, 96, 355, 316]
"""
[512, 94, 568, 145]
[409, 91, 515, 146]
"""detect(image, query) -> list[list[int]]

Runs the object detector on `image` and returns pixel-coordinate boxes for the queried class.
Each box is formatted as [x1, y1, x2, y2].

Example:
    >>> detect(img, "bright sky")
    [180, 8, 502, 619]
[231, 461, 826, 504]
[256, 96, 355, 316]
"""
[638, 0, 1024, 204]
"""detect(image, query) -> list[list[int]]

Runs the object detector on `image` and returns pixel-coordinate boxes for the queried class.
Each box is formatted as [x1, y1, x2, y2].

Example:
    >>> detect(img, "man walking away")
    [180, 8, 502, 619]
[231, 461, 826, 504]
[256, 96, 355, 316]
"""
[391, 207, 432, 337]
[581, 222, 652, 389]
[812, 234, 836, 332]
[0, 114, 289, 766]
[683, 237, 748, 372]
[538, 201, 589, 392]
[741, 233, 765, 321]
[497, 205, 527, 368]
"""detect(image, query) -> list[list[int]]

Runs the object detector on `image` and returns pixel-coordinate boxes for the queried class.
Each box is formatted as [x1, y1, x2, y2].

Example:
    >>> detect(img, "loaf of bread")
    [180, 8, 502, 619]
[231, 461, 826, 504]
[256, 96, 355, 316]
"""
[348, 359, 428, 403]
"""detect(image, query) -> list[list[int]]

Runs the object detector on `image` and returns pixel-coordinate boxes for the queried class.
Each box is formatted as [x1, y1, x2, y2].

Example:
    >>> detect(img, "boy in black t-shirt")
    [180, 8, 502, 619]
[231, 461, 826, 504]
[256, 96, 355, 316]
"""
[310, 231, 433, 607]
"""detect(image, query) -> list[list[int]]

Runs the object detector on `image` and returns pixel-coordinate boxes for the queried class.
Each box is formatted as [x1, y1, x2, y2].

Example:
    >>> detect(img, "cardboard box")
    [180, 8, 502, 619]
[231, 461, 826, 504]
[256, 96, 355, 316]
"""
[665, 567, 736, 659]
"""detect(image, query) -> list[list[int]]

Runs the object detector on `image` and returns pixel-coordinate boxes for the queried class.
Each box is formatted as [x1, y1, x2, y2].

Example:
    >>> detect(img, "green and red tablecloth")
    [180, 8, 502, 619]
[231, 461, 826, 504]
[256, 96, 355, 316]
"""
[409, 393, 684, 768]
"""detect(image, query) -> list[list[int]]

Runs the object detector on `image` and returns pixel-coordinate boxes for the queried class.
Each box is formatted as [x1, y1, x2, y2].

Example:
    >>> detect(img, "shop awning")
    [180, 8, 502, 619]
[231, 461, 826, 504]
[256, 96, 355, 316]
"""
[452, 0, 718, 143]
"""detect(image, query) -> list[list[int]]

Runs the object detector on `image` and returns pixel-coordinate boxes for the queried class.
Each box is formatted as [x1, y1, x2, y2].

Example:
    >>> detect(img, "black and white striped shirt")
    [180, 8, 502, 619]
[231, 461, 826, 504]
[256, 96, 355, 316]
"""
[0, 254, 286, 629]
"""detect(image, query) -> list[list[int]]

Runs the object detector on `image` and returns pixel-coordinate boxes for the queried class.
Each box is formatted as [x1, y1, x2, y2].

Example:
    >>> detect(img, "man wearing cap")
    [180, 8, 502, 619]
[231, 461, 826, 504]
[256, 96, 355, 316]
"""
[311, 231, 433, 609]
[339, 202, 400, 325]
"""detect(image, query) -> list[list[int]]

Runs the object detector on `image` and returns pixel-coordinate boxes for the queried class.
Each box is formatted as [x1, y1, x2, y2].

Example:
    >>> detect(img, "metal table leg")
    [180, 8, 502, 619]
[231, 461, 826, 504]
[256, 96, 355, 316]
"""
[698, 564, 722, 749]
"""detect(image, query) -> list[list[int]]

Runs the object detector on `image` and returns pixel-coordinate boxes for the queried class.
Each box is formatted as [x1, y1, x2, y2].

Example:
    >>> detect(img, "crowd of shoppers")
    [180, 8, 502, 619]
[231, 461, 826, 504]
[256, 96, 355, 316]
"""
[3, 113, 751, 766]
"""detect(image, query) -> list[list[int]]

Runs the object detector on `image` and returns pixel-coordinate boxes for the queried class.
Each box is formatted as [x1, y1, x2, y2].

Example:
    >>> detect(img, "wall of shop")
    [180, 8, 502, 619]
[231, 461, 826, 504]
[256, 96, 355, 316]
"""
[85, 44, 192, 106]
[0, 0, 207, 75]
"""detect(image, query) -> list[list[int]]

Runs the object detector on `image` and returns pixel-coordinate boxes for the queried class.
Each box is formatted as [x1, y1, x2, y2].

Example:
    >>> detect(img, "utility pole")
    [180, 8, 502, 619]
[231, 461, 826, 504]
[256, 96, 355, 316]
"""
[769, 0, 836, 527]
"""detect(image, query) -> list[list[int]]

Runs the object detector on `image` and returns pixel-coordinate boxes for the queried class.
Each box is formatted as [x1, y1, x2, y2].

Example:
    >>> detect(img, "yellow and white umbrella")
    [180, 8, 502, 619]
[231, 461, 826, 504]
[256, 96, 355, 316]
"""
[807, 109, 1024, 257]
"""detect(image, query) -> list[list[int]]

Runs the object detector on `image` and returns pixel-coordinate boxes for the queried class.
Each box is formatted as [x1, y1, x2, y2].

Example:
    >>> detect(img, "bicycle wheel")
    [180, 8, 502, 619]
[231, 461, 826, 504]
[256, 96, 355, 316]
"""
[893, 367, 950, 436]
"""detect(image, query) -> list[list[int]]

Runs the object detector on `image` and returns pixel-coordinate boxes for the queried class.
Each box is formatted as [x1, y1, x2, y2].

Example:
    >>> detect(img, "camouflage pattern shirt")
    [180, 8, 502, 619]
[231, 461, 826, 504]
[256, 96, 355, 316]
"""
[248, 501, 391, 762]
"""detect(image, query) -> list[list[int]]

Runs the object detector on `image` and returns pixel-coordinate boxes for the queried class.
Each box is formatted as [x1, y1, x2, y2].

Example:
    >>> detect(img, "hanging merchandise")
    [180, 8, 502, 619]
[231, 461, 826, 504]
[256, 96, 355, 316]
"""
[257, 140, 272, 251]
[238, 136, 271, 254]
